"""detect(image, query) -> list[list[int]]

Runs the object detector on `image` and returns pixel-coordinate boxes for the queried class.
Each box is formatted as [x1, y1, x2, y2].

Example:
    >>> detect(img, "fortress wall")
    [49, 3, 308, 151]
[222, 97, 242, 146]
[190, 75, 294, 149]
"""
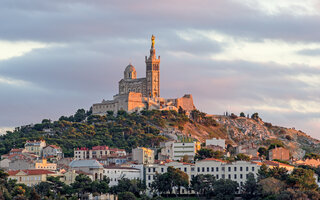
[176, 94, 195, 112]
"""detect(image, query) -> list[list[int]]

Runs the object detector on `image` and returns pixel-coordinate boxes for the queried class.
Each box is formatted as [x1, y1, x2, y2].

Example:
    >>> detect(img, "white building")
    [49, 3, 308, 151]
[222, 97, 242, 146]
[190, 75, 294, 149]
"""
[132, 147, 154, 164]
[145, 159, 260, 194]
[205, 138, 225, 149]
[103, 166, 141, 186]
[159, 137, 200, 161]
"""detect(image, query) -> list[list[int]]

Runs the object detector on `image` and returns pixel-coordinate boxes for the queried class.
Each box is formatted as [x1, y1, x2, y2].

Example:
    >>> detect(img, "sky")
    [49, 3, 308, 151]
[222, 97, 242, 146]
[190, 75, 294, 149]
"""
[0, 0, 319, 139]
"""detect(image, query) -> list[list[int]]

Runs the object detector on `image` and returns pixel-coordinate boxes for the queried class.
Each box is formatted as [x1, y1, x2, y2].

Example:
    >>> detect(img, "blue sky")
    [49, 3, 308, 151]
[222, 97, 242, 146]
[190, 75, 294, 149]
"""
[0, 0, 319, 139]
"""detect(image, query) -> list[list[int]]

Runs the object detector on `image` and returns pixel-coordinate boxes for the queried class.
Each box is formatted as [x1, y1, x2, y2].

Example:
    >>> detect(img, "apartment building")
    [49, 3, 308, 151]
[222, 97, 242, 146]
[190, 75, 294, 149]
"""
[145, 159, 260, 194]
[132, 147, 154, 164]
[103, 166, 141, 186]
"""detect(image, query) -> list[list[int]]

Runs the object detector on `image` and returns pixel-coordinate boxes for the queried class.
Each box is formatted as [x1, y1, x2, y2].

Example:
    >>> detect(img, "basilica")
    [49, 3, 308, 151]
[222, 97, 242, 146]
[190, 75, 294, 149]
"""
[92, 35, 195, 115]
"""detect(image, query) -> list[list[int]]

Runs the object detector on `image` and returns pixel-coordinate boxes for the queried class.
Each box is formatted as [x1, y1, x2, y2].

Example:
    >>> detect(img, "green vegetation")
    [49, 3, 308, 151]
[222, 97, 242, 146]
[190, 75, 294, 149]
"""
[304, 153, 320, 160]
[194, 148, 224, 161]
[0, 170, 111, 199]
[151, 167, 189, 197]
[0, 109, 192, 157]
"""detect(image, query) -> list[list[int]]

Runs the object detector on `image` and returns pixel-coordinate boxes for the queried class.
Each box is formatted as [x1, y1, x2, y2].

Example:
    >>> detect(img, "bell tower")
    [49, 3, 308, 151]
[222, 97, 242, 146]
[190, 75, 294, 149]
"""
[145, 35, 160, 98]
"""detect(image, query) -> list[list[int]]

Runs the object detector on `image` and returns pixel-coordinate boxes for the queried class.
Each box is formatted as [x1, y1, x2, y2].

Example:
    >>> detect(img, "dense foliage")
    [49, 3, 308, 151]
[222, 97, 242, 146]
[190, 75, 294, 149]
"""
[0, 109, 192, 157]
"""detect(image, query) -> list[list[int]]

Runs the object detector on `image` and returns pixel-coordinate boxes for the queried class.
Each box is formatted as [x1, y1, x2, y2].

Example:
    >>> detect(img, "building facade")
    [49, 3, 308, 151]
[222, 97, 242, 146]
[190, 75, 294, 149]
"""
[43, 145, 64, 159]
[269, 147, 290, 161]
[205, 138, 226, 149]
[8, 169, 55, 187]
[103, 166, 141, 186]
[145, 159, 260, 194]
[132, 147, 154, 164]
[24, 140, 46, 157]
[92, 35, 195, 115]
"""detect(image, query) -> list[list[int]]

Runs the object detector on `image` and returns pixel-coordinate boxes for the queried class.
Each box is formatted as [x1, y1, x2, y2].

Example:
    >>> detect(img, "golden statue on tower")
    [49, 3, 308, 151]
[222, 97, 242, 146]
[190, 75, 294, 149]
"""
[151, 35, 155, 48]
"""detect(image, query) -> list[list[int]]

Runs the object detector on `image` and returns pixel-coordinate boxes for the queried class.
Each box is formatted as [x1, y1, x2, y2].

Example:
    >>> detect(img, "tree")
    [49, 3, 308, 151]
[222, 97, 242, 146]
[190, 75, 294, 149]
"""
[74, 109, 87, 122]
[259, 177, 285, 196]
[211, 179, 239, 199]
[240, 112, 246, 117]
[287, 168, 318, 191]
[71, 174, 93, 198]
[258, 147, 268, 158]
[191, 174, 215, 197]
[151, 167, 188, 196]
[118, 191, 136, 200]
[257, 164, 269, 181]
[242, 173, 261, 199]
[268, 167, 289, 181]
[110, 178, 144, 198]
[195, 148, 224, 160]
[235, 153, 251, 161]
[30, 188, 41, 200]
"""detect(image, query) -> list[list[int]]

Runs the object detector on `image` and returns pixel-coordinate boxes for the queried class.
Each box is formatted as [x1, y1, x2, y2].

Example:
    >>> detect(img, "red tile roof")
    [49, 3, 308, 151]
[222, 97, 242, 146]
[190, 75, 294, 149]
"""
[10, 149, 24, 152]
[7, 169, 55, 176]
[48, 145, 61, 149]
[201, 158, 227, 163]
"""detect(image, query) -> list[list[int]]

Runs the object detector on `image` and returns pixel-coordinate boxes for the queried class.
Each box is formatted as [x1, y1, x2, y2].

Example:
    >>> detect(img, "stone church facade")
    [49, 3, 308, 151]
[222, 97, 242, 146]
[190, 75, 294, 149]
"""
[92, 35, 195, 115]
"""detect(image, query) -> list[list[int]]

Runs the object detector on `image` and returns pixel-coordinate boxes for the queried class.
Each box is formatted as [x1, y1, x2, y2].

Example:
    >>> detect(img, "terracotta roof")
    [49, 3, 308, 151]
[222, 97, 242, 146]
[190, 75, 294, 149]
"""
[263, 160, 293, 168]
[7, 169, 55, 176]
[201, 158, 227, 163]
[10, 148, 24, 152]
[48, 145, 61, 149]
[92, 145, 109, 150]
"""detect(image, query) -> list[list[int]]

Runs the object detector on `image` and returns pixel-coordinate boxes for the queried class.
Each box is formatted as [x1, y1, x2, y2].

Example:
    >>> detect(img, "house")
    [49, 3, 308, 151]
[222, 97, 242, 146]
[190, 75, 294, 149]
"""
[8, 169, 55, 186]
[103, 166, 141, 186]
[269, 147, 290, 161]
[43, 145, 64, 159]
[132, 147, 154, 164]
[35, 159, 57, 170]
[24, 140, 46, 157]
[0, 158, 11, 170]
[205, 138, 225, 149]
[69, 159, 104, 180]
[74, 146, 111, 160]
[158, 137, 200, 161]
[9, 148, 28, 155]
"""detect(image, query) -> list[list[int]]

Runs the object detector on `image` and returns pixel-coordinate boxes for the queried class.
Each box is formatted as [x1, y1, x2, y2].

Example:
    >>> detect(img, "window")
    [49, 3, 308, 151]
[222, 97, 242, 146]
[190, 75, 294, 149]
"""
[191, 167, 195, 172]
[252, 167, 255, 172]
[153, 168, 156, 172]
[240, 167, 243, 171]
[222, 167, 225, 171]
[207, 167, 209, 172]
[197, 167, 200, 172]
[184, 168, 187, 172]
[228, 167, 231, 172]
[222, 174, 225, 179]
[211, 167, 214, 172]
[148, 175, 151, 180]
[246, 174, 249, 179]
[216, 167, 219, 172]
[148, 168, 151, 173]
[191, 175, 194, 178]
[161, 168, 164, 173]
[202, 167, 205, 172]
[246, 167, 249, 171]
[234, 174, 237, 179]
[240, 174, 243, 179]
[234, 167, 237, 171]
[216, 175, 219, 179]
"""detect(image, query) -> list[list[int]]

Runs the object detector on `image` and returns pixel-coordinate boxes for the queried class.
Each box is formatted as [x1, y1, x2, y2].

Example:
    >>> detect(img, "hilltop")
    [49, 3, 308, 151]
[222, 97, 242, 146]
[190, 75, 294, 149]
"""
[0, 109, 319, 158]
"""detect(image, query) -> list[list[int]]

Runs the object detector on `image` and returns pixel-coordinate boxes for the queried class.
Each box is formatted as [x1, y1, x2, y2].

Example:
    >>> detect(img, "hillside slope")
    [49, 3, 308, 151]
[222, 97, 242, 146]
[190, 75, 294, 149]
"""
[1, 109, 319, 159]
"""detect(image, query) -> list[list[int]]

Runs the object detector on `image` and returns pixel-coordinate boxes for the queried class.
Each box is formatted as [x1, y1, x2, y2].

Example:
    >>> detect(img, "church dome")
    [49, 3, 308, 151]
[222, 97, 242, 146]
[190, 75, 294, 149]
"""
[125, 64, 136, 73]
[124, 64, 137, 79]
